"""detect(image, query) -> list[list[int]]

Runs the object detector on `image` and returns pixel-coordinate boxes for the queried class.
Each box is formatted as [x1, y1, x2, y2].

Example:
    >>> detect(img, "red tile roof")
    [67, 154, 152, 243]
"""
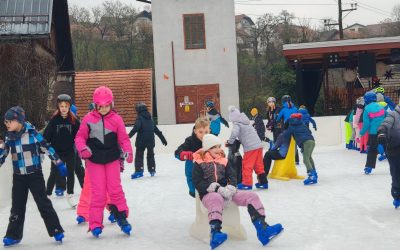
[74, 69, 153, 125]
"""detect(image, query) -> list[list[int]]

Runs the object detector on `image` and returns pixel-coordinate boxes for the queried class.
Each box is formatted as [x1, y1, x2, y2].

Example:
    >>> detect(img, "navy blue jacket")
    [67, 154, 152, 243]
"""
[129, 110, 166, 148]
[271, 130, 291, 157]
[287, 118, 314, 147]
[252, 115, 265, 140]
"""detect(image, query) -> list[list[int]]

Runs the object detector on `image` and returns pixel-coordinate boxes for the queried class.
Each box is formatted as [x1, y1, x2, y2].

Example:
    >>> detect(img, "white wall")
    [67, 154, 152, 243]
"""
[0, 116, 345, 209]
[152, 0, 240, 124]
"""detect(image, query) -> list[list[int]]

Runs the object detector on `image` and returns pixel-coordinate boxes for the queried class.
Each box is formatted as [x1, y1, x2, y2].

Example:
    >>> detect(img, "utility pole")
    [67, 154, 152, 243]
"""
[324, 2, 357, 40]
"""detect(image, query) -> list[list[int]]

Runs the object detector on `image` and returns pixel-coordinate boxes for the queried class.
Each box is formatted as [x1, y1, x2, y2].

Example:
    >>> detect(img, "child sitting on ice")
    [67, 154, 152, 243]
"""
[192, 134, 283, 249]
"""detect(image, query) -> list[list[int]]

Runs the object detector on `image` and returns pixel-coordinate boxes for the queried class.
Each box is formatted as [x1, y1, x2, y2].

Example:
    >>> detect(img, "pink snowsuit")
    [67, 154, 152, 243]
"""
[353, 108, 362, 142]
[75, 110, 133, 230]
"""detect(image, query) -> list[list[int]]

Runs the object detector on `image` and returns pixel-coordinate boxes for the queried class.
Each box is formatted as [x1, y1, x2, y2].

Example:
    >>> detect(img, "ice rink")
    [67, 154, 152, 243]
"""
[0, 145, 399, 250]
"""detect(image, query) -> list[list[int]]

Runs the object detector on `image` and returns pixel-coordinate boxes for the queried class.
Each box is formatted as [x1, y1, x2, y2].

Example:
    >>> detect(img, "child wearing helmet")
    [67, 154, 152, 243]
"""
[374, 87, 396, 110]
[205, 101, 229, 136]
[75, 86, 133, 237]
[129, 103, 168, 179]
[360, 91, 387, 175]
[43, 94, 84, 208]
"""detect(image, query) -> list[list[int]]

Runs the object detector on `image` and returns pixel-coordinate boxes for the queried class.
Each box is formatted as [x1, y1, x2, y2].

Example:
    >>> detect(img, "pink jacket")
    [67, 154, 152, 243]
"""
[75, 110, 133, 164]
[353, 108, 363, 128]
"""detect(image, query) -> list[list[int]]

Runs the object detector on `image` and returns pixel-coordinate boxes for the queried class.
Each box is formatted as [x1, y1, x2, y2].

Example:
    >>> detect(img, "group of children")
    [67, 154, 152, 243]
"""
[344, 87, 400, 208]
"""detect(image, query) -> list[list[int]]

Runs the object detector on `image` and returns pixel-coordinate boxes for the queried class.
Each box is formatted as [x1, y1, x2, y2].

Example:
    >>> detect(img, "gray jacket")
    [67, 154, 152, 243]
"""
[378, 106, 400, 156]
[228, 112, 263, 152]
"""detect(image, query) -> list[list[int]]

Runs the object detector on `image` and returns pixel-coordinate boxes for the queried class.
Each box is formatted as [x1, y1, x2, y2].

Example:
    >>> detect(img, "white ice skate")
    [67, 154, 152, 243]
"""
[67, 194, 77, 209]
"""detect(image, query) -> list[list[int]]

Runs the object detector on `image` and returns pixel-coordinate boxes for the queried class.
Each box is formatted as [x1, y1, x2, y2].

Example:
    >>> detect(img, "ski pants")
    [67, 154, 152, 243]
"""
[358, 123, 369, 152]
[302, 140, 315, 172]
[185, 160, 195, 196]
[242, 148, 265, 186]
[86, 160, 129, 230]
[387, 155, 400, 200]
[135, 146, 156, 173]
[6, 172, 64, 240]
[365, 135, 378, 169]
[202, 191, 265, 222]
[263, 150, 285, 176]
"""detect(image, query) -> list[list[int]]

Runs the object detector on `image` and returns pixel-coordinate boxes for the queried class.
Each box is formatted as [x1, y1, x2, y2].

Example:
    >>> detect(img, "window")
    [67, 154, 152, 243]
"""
[183, 14, 206, 49]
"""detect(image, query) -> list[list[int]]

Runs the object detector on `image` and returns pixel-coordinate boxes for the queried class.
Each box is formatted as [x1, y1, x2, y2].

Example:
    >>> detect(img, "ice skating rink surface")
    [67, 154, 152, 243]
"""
[0, 146, 399, 250]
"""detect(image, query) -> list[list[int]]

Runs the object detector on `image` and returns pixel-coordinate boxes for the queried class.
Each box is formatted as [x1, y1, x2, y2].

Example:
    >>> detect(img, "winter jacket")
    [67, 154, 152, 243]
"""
[128, 110, 166, 148]
[207, 108, 229, 135]
[287, 118, 314, 147]
[276, 102, 298, 123]
[0, 122, 62, 175]
[43, 114, 80, 155]
[384, 96, 396, 110]
[192, 150, 237, 200]
[378, 106, 400, 156]
[266, 106, 283, 131]
[75, 110, 133, 164]
[360, 102, 386, 136]
[298, 108, 316, 129]
[174, 131, 203, 170]
[353, 107, 364, 128]
[228, 112, 263, 152]
[252, 115, 266, 141]
[271, 130, 291, 157]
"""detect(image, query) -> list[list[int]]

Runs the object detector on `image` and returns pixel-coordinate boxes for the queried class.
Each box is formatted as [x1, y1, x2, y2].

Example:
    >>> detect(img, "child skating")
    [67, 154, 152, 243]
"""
[205, 101, 229, 136]
[75, 86, 133, 237]
[192, 134, 283, 249]
[175, 117, 210, 197]
[0, 106, 66, 246]
[129, 103, 167, 179]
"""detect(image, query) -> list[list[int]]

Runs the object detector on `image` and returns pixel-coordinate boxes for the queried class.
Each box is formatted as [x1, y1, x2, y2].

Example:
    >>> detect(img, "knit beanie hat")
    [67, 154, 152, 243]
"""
[202, 134, 222, 151]
[228, 105, 240, 121]
[4, 106, 25, 124]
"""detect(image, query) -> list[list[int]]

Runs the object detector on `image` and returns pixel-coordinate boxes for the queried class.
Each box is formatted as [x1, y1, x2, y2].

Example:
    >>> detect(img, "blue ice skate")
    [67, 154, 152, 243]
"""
[255, 183, 268, 189]
[54, 233, 64, 243]
[150, 171, 156, 177]
[131, 171, 144, 179]
[253, 220, 283, 246]
[237, 183, 252, 190]
[364, 167, 373, 175]
[377, 144, 387, 161]
[304, 170, 318, 185]
[209, 221, 227, 249]
[3, 238, 20, 247]
[76, 216, 86, 224]
[92, 227, 102, 238]
[55, 188, 64, 197]
[393, 199, 400, 209]
[108, 213, 116, 223]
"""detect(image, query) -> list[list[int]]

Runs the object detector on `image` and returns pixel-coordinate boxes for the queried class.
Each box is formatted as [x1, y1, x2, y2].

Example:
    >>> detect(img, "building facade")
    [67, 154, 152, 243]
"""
[152, 0, 240, 124]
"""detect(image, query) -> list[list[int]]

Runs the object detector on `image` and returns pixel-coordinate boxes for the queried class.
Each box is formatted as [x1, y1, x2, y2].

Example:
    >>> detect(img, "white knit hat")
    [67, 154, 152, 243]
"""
[202, 134, 222, 151]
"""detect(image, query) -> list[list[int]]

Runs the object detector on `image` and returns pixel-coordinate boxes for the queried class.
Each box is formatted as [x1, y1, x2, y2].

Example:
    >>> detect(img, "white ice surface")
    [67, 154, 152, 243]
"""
[0, 146, 399, 250]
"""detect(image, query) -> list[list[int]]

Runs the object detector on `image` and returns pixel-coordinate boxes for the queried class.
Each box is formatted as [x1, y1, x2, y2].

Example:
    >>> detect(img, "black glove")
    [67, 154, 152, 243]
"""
[161, 137, 168, 146]
[377, 134, 387, 146]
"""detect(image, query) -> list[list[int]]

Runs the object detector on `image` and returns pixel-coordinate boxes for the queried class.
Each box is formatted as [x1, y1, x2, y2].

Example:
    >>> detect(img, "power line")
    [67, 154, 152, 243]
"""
[236, 3, 338, 6]
[350, 0, 392, 15]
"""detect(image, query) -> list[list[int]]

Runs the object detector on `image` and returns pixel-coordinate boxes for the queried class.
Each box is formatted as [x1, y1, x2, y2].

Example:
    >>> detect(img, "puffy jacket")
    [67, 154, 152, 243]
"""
[287, 118, 314, 147]
[128, 110, 166, 148]
[378, 106, 400, 156]
[228, 112, 263, 152]
[192, 150, 237, 200]
[271, 130, 291, 157]
[207, 108, 229, 135]
[384, 96, 396, 110]
[360, 102, 386, 136]
[277, 102, 298, 123]
[43, 114, 80, 154]
[266, 106, 282, 131]
[252, 115, 266, 140]
[353, 107, 363, 128]
[75, 110, 133, 164]
[298, 108, 316, 129]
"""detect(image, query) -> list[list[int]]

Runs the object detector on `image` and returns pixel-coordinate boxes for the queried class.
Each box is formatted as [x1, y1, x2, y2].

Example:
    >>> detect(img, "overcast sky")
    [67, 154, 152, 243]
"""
[68, 0, 399, 27]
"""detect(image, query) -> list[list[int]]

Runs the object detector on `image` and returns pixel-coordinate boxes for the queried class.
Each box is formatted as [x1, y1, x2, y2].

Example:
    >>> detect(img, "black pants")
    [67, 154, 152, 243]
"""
[135, 146, 156, 172]
[263, 150, 285, 176]
[73, 152, 85, 188]
[387, 155, 400, 200]
[5, 172, 64, 240]
[272, 128, 284, 142]
[366, 135, 378, 168]
[46, 151, 84, 195]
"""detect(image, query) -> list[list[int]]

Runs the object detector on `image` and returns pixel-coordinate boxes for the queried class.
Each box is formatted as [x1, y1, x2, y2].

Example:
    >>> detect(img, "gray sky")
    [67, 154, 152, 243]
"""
[68, 0, 398, 27]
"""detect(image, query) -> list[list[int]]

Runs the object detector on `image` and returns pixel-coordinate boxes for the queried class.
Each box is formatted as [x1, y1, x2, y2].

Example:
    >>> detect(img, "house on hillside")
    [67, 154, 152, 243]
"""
[152, 0, 239, 124]
[74, 69, 153, 125]
[235, 14, 254, 51]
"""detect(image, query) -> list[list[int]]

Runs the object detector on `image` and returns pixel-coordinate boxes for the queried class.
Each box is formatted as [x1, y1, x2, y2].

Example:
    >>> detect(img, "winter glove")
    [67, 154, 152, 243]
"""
[119, 158, 125, 173]
[80, 147, 92, 159]
[225, 185, 237, 199]
[122, 152, 133, 163]
[313, 126, 317, 131]
[263, 137, 271, 143]
[56, 161, 68, 177]
[161, 137, 168, 146]
[180, 151, 193, 161]
[377, 134, 387, 146]
[207, 182, 220, 193]
[218, 185, 237, 200]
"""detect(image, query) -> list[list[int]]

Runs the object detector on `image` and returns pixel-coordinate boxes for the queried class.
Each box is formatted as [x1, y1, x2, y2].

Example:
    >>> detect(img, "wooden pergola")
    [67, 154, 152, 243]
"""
[283, 36, 400, 114]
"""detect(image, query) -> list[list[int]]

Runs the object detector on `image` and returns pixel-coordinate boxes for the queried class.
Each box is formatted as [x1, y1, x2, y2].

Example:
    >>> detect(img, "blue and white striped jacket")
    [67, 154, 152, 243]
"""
[0, 122, 62, 175]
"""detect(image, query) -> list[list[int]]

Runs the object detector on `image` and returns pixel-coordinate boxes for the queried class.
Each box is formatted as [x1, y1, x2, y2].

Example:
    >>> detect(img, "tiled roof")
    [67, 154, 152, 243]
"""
[74, 69, 153, 125]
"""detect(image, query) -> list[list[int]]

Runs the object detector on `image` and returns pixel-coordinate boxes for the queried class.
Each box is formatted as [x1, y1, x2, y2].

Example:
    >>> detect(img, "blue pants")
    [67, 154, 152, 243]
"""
[185, 161, 195, 196]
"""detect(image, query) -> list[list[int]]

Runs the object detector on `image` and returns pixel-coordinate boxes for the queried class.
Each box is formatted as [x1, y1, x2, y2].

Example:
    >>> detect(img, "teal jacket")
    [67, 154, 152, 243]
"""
[360, 102, 386, 136]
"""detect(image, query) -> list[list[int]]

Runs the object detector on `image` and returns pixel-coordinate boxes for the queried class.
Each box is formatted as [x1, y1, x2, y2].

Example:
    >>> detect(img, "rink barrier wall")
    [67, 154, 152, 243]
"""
[0, 116, 345, 208]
